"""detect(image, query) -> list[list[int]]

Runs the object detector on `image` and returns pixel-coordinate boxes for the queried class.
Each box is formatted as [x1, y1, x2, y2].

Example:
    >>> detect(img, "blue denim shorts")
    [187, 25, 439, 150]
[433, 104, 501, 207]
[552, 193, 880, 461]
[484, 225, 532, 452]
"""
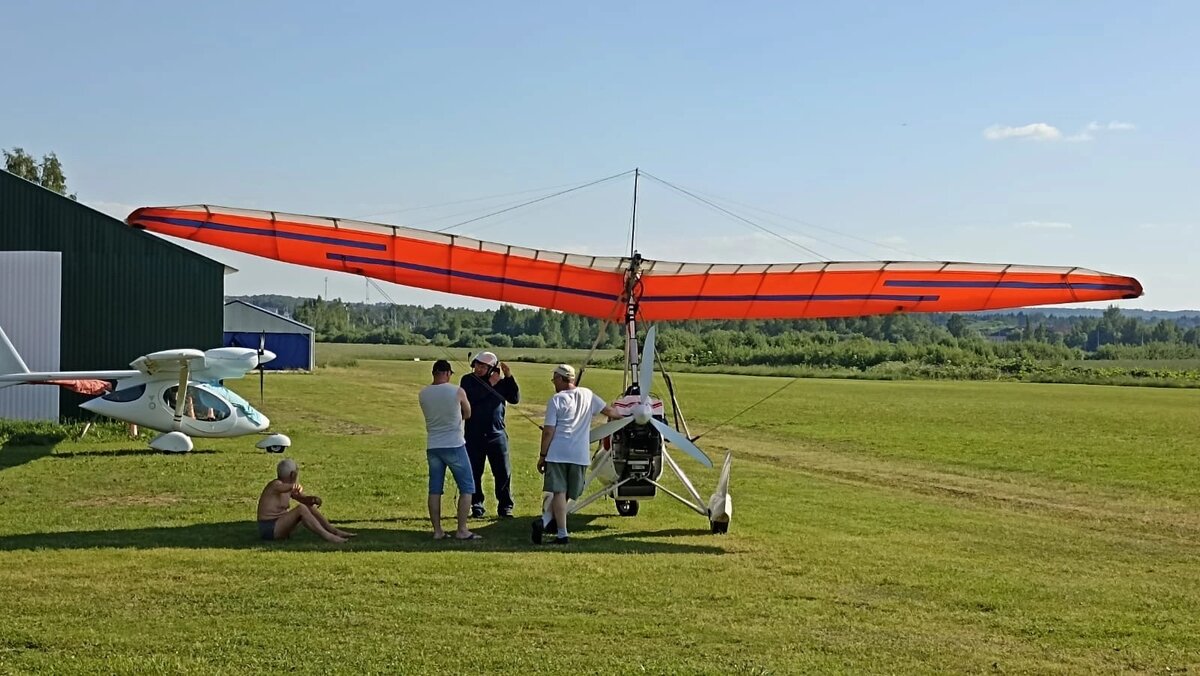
[427, 445, 476, 495]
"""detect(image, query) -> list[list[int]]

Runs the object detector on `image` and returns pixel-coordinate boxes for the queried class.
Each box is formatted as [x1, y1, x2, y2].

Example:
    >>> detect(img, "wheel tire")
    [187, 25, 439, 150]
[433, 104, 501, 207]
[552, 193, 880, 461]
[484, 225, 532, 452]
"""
[266, 445, 284, 454]
[615, 500, 639, 517]
[710, 520, 729, 534]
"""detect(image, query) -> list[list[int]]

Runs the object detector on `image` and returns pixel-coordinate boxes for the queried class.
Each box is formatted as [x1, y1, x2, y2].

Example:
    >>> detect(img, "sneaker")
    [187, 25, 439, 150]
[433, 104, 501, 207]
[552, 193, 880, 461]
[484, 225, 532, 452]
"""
[471, 506, 485, 519]
[499, 509, 514, 519]
[550, 536, 569, 545]
[530, 518, 543, 545]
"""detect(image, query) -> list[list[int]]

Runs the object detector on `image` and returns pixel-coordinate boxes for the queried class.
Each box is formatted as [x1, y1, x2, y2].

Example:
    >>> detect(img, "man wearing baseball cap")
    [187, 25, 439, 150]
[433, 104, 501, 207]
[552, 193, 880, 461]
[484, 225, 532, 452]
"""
[418, 359, 480, 540]
[459, 351, 521, 518]
[533, 363, 621, 545]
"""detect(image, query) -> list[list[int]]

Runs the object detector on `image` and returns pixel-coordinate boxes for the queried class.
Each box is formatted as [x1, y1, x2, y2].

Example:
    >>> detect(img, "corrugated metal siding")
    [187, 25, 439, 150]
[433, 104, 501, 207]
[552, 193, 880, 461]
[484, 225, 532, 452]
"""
[0, 252, 61, 420]
[224, 301, 313, 334]
[0, 170, 225, 418]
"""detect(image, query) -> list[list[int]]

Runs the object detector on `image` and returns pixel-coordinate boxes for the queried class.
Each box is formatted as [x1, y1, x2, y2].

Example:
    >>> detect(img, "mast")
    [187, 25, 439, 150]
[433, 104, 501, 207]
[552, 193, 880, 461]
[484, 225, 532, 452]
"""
[624, 169, 642, 393]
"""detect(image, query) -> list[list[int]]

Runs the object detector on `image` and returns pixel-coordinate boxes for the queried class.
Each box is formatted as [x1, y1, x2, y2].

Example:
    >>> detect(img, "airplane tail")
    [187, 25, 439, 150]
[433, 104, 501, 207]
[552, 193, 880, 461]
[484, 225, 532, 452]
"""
[0, 325, 31, 388]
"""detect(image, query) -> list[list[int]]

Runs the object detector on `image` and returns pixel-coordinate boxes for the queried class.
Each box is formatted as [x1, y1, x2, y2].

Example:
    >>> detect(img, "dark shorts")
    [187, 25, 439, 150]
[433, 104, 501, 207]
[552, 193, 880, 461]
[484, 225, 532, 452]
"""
[543, 462, 587, 500]
[258, 519, 277, 541]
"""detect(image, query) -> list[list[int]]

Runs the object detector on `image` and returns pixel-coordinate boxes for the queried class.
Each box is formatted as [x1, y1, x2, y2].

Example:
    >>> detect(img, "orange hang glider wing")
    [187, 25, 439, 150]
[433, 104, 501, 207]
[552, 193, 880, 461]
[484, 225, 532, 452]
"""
[126, 205, 630, 320]
[634, 260, 1143, 321]
[126, 205, 1142, 321]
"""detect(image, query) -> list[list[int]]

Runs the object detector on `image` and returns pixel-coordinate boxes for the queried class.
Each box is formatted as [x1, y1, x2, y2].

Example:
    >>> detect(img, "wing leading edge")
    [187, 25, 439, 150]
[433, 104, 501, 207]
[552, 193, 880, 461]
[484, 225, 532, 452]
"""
[127, 205, 1142, 321]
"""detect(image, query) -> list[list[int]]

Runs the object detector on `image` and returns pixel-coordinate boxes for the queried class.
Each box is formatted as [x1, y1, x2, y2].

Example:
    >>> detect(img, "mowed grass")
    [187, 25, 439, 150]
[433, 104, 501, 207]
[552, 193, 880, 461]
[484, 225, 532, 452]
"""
[1, 363, 1199, 673]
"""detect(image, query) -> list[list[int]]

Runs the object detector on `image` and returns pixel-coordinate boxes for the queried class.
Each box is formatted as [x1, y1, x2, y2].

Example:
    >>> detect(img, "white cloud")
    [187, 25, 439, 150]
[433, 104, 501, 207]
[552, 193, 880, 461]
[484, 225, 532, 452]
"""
[1015, 220, 1073, 229]
[985, 120, 1136, 143]
[983, 123, 1063, 141]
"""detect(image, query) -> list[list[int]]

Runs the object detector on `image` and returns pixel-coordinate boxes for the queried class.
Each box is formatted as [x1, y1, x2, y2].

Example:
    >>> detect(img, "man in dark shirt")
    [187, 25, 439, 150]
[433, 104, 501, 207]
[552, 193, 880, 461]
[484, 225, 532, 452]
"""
[460, 351, 521, 518]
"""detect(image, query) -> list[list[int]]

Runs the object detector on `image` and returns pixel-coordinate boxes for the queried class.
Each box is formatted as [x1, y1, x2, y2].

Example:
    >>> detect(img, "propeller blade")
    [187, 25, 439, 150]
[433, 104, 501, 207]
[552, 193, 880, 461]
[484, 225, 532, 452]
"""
[651, 418, 713, 468]
[258, 332, 266, 402]
[639, 324, 657, 405]
[589, 416, 634, 443]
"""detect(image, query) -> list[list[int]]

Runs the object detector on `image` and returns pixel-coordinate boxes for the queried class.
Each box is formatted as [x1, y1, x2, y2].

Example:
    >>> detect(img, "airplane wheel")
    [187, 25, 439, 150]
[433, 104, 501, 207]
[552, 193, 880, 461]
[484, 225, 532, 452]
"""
[615, 500, 639, 517]
[265, 445, 285, 454]
[710, 520, 729, 534]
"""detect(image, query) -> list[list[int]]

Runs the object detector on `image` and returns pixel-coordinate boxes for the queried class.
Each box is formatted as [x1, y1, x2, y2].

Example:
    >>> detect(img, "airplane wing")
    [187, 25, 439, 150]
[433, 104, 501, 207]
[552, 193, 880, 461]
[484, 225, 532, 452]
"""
[130, 349, 207, 377]
[0, 370, 140, 390]
[127, 205, 1143, 321]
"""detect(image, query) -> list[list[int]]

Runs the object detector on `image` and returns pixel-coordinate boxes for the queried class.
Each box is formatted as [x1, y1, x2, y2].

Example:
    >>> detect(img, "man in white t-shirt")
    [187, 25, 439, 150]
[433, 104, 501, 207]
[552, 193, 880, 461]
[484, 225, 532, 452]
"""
[418, 360, 480, 541]
[532, 363, 620, 545]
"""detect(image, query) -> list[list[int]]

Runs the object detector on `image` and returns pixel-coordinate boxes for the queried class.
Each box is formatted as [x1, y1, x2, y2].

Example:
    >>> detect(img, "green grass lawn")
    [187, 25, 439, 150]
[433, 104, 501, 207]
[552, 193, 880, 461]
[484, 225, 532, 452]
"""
[1, 362, 1199, 673]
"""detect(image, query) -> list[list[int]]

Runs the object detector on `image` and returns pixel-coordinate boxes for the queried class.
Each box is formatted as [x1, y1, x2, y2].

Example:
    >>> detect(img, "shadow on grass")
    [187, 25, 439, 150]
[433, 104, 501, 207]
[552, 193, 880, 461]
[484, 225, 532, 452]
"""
[50, 448, 220, 459]
[0, 515, 726, 554]
[0, 442, 54, 472]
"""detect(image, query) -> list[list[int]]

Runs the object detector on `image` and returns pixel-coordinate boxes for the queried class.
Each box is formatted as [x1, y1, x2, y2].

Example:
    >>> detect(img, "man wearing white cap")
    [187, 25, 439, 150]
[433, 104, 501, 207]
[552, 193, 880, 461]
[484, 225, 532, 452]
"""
[533, 363, 620, 545]
[460, 351, 521, 518]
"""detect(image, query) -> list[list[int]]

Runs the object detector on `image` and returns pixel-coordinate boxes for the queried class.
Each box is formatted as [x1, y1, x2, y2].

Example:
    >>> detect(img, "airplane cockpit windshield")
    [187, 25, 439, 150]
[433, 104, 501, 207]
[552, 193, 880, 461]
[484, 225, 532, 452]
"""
[102, 383, 145, 402]
[205, 384, 266, 426]
[163, 385, 231, 421]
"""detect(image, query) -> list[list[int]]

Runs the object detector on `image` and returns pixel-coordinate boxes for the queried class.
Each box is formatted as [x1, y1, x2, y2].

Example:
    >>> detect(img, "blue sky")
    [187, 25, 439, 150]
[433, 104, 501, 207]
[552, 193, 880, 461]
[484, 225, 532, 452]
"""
[3, 1, 1196, 309]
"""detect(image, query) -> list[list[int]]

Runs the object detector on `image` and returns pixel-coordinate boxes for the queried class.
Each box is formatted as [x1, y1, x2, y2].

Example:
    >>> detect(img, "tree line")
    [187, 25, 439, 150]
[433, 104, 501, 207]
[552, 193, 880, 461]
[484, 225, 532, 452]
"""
[233, 295, 1200, 369]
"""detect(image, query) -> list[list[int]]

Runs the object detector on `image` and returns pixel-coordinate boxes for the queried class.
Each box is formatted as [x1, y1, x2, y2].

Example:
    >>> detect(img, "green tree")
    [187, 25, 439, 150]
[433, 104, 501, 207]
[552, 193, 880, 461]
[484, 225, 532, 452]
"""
[3, 147, 77, 199]
[945, 314, 967, 339]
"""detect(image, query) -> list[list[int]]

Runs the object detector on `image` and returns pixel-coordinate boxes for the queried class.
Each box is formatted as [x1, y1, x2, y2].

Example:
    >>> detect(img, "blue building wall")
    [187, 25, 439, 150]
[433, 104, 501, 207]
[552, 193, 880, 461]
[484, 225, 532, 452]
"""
[223, 332, 311, 370]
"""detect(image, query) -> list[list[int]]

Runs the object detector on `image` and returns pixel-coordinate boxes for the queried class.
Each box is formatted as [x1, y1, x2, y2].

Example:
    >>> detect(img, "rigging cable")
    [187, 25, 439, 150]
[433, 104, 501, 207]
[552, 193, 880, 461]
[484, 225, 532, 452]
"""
[640, 171, 828, 261]
[669, 183, 936, 261]
[689, 376, 800, 443]
[361, 277, 545, 432]
[435, 169, 635, 233]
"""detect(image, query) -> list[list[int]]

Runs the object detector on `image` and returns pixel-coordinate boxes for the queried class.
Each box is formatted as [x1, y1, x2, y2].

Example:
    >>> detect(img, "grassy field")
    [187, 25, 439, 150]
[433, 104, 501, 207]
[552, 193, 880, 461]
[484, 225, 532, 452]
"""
[1, 361, 1199, 673]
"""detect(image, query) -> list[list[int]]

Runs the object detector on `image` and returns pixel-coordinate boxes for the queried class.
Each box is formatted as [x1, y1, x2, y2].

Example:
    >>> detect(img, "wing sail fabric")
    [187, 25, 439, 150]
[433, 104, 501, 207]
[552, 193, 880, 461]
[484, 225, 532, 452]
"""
[128, 205, 630, 319]
[635, 260, 1142, 321]
[127, 205, 1142, 321]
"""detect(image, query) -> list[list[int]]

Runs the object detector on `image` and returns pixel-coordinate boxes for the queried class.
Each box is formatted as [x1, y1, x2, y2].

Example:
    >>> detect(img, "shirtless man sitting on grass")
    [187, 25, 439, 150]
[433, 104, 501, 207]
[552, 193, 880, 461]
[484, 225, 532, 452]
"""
[256, 458, 355, 543]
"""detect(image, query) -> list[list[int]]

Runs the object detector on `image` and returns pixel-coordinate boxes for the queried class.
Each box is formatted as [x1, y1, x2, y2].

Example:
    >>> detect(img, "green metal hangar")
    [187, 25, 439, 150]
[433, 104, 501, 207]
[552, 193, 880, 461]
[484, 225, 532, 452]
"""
[0, 170, 229, 421]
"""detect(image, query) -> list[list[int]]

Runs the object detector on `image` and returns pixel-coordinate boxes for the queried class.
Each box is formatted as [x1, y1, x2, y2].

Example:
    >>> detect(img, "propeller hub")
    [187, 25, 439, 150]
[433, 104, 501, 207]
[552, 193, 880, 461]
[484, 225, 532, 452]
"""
[633, 403, 653, 425]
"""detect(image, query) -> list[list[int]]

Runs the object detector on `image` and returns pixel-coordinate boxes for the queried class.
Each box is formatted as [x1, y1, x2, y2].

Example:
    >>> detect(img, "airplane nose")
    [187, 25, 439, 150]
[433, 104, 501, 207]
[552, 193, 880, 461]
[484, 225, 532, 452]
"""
[257, 350, 276, 366]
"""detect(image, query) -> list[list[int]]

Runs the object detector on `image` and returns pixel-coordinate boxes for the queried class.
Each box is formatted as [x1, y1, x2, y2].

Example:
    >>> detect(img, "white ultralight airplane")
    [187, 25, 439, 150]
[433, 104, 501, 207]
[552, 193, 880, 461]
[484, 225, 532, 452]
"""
[0, 325, 291, 453]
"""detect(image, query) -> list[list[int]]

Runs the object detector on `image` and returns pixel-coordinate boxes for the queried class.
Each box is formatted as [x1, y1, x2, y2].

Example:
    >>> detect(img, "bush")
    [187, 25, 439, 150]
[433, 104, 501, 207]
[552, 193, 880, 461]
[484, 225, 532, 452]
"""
[512, 334, 546, 348]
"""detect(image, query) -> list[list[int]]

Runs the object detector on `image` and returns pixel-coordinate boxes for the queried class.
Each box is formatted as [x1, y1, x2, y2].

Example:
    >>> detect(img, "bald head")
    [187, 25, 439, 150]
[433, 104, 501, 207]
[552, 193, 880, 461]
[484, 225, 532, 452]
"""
[277, 458, 297, 480]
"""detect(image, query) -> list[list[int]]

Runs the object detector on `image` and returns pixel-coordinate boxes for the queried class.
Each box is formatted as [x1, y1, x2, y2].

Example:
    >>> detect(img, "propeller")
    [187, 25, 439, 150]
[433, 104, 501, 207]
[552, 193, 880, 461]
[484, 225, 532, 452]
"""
[257, 331, 266, 402]
[589, 415, 634, 443]
[587, 324, 712, 467]
[651, 418, 713, 468]
[638, 325, 657, 406]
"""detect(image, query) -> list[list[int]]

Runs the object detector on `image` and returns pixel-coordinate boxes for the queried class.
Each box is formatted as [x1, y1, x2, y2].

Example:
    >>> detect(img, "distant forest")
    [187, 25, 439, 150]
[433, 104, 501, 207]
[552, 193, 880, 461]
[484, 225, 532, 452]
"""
[230, 295, 1200, 372]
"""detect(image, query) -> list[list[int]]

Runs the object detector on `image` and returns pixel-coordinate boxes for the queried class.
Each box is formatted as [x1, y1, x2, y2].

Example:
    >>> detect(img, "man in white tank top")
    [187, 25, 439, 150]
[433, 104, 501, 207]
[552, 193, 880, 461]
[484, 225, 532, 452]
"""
[418, 360, 480, 540]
